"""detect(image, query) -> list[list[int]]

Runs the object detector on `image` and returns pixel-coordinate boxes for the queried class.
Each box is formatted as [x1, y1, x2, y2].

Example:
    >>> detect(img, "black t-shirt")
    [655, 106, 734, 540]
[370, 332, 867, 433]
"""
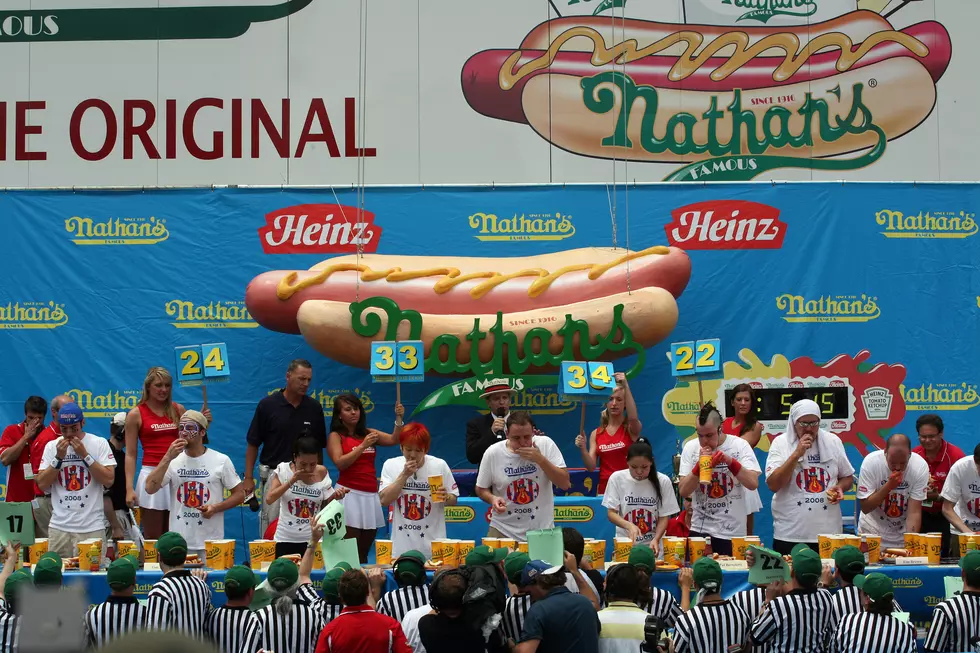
[108, 444, 127, 511]
[245, 390, 327, 467]
[418, 613, 508, 653]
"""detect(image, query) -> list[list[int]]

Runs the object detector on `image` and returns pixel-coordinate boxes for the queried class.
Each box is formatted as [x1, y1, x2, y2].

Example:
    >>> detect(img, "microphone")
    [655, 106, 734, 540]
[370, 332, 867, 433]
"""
[492, 407, 507, 439]
[244, 492, 261, 512]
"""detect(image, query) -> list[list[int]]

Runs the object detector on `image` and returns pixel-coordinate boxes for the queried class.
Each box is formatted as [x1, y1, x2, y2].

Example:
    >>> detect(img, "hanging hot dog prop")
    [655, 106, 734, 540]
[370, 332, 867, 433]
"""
[245, 245, 691, 376]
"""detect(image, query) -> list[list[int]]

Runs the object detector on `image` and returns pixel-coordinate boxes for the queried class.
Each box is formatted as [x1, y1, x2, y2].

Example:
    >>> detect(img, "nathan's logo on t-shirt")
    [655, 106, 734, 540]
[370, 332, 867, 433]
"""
[290, 483, 323, 499]
[796, 467, 831, 494]
[398, 494, 432, 521]
[60, 464, 90, 492]
[287, 498, 318, 520]
[883, 493, 907, 519]
[504, 464, 537, 477]
[706, 471, 734, 499]
[177, 481, 210, 509]
[507, 479, 539, 505]
[627, 509, 654, 536]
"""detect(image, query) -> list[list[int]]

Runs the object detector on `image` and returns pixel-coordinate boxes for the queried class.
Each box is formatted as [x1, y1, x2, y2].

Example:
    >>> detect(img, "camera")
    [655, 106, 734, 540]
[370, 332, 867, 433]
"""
[640, 616, 669, 653]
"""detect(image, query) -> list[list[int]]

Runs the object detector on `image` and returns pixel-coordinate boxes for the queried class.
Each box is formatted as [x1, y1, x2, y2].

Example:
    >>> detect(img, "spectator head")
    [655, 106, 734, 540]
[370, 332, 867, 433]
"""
[110, 412, 127, 444]
[331, 394, 367, 437]
[628, 546, 655, 607]
[480, 380, 515, 414]
[695, 402, 723, 449]
[832, 546, 865, 585]
[33, 552, 63, 588]
[393, 551, 427, 588]
[790, 545, 822, 590]
[157, 532, 188, 568]
[960, 550, 980, 589]
[107, 555, 139, 596]
[854, 573, 895, 616]
[522, 561, 565, 602]
[23, 396, 46, 421]
[399, 423, 431, 464]
[285, 359, 313, 396]
[915, 414, 944, 456]
[562, 528, 586, 566]
[49, 394, 72, 422]
[692, 557, 723, 595]
[338, 570, 370, 607]
[224, 565, 257, 603]
[884, 433, 912, 473]
[503, 552, 531, 588]
[605, 562, 641, 604]
[429, 569, 467, 618]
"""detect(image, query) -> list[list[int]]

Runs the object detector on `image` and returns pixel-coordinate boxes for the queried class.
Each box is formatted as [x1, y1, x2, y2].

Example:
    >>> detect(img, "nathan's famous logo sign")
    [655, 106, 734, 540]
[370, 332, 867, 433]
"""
[0, 301, 67, 329]
[66, 388, 140, 418]
[662, 348, 906, 455]
[468, 212, 575, 242]
[65, 216, 169, 245]
[876, 209, 978, 239]
[776, 293, 880, 323]
[166, 300, 257, 329]
[267, 387, 376, 413]
[901, 382, 980, 412]
[0, 0, 312, 43]
[461, 4, 952, 181]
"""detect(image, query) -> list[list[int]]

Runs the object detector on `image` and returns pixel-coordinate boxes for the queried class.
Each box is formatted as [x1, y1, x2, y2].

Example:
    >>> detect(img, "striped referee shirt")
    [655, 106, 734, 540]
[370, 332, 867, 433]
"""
[377, 585, 430, 623]
[640, 588, 683, 628]
[730, 587, 767, 653]
[246, 597, 325, 653]
[296, 583, 344, 625]
[84, 596, 147, 648]
[750, 587, 835, 653]
[832, 612, 917, 653]
[0, 612, 18, 653]
[205, 605, 261, 653]
[503, 593, 531, 641]
[146, 569, 213, 637]
[923, 590, 980, 652]
[672, 600, 751, 653]
[831, 585, 904, 628]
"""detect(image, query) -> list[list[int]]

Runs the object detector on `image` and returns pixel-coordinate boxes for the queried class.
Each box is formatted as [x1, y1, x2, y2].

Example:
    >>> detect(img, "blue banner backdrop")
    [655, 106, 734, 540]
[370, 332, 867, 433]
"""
[1, 183, 978, 551]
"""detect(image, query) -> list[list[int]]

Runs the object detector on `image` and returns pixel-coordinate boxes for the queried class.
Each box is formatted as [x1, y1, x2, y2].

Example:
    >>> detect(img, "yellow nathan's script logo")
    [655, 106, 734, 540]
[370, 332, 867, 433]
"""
[65, 216, 169, 245]
[67, 389, 140, 418]
[554, 506, 594, 522]
[167, 300, 257, 328]
[479, 389, 576, 416]
[0, 301, 68, 329]
[468, 211, 575, 241]
[133, 583, 154, 596]
[211, 581, 225, 593]
[876, 209, 978, 239]
[892, 578, 923, 589]
[270, 388, 375, 414]
[445, 506, 475, 522]
[775, 294, 880, 323]
[901, 383, 980, 411]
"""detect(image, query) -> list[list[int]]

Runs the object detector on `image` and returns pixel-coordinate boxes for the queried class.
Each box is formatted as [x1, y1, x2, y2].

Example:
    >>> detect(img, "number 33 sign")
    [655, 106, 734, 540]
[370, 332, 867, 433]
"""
[175, 343, 230, 387]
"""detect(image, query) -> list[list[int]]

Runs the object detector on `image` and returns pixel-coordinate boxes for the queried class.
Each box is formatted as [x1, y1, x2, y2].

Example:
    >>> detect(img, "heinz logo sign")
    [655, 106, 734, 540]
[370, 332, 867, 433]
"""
[665, 201, 787, 250]
[259, 204, 381, 254]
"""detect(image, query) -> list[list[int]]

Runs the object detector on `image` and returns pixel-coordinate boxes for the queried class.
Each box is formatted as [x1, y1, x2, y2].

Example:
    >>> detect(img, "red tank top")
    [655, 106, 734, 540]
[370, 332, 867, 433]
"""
[138, 403, 179, 467]
[596, 423, 631, 494]
[338, 433, 378, 493]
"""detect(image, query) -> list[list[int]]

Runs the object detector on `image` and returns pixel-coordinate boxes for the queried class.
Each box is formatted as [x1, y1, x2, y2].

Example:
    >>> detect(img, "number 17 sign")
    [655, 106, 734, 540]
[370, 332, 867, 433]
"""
[0, 503, 34, 547]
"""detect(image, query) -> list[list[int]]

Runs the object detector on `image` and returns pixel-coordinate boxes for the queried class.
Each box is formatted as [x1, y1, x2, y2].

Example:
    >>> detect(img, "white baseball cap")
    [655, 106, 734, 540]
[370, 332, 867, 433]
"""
[111, 412, 127, 427]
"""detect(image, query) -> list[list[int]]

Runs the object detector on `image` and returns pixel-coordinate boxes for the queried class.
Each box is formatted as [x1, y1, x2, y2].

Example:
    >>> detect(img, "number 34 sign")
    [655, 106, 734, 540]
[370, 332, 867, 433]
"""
[175, 343, 230, 387]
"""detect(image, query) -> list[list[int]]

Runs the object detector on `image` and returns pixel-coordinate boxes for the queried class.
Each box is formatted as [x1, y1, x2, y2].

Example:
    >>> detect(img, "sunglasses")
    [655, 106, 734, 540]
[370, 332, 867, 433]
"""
[798, 420, 820, 428]
[178, 423, 202, 434]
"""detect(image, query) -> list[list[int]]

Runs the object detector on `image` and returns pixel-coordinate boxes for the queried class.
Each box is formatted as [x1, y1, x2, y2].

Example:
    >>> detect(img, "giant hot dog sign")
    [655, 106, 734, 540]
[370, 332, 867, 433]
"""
[461, 3, 952, 181]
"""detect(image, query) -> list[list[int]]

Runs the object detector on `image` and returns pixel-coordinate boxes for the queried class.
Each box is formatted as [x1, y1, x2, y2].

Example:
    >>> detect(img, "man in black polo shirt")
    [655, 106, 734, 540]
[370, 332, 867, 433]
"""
[243, 359, 327, 536]
[515, 560, 599, 653]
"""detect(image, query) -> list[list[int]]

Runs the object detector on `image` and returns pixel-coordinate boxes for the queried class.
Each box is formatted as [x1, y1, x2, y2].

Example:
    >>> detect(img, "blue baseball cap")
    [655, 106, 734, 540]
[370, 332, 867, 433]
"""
[520, 560, 562, 586]
[57, 403, 84, 426]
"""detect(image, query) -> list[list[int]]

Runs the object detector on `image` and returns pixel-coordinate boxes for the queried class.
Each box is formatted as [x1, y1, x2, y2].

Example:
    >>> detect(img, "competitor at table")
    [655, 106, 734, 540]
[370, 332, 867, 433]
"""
[924, 549, 980, 652]
[765, 399, 854, 555]
[723, 384, 764, 535]
[940, 444, 980, 542]
[379, 422, 459, 560]
[602, 440, 678, 554]
[33, 394, 72, 538]
[914, 414, 966, 558]
[575, 372, 642, 494]
[832, 573, 918, 653]
[265, 435, 347, 558]
[327, 393, 404, 564]
[465, 379, 516, 465]
[144, 411, 245, 561]
[677, 403, 760, 556]
[856, 434, 929, 549]
[475, 411, 570, 541]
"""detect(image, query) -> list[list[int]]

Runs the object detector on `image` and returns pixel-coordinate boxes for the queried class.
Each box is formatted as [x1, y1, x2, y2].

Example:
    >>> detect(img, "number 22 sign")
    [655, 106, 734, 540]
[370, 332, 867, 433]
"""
[670, 339, 721, 377]
[175, 343, 230, 387]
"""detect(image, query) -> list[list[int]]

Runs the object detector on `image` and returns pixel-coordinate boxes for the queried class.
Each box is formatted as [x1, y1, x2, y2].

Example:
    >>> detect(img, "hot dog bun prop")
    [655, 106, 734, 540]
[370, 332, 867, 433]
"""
[461, 11, 951, 170]
[245, 245, 691, 374]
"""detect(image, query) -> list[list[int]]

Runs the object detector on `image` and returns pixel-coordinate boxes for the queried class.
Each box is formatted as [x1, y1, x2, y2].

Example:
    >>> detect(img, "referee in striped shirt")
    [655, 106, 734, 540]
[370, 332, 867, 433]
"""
[829, 545, 903, 628]
[503, 551, 532, 642]
[832, 573, 916, 653]
[146, 531, 212, 637]
[924, 549, 980, 652]
[295, 524, 353, 624]
[204, 565, 260, 653]
[246, 557, 325, 653]
[628, 547, 683, 626]
[672, 557, 751, 653]
[85, 555, 147, 648]
[749, 544, 834, 653]
[0, 543, 26, 653]
[378, 551, 430, 623]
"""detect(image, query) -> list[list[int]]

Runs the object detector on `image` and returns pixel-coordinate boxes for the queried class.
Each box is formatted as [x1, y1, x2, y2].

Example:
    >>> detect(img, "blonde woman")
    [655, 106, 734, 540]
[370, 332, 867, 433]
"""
[575, 372, 642, 493]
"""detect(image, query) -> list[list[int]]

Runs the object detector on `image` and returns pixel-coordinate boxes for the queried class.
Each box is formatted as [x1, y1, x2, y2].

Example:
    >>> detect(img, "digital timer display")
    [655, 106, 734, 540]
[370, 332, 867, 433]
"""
[723, 387, 850, 420]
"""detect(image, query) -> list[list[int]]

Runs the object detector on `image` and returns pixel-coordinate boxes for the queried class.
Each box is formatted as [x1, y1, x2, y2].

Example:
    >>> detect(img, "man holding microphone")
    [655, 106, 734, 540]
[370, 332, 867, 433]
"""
[466, 380, 516, 465]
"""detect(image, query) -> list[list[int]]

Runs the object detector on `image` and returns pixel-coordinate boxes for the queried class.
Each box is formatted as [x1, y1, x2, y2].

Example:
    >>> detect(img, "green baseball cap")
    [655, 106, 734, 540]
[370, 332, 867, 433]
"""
[37, 551, 61, 566]
[267, 558, 299, 591]
[791, 547, 823, 583]
[790, 543, 811, 557]
[106, 556, 137, 590]
[33, 555, 63, 587]
[333, 562, 353, 573]
[693, 557, 723, 592]
[628, 546, 656, 572]
[465, 545, 507, 566]
[960, 550, 980, 574]
[323, 567, 345, 599]
[4, 569, 31, 603]
[224, 565, 256, 598]
[854, 573, 894, 602]
[393, 551, 426, 586]
[157, 532, 188, 566]
[504, 552, 531, 585]
[833, 545, 866, 575]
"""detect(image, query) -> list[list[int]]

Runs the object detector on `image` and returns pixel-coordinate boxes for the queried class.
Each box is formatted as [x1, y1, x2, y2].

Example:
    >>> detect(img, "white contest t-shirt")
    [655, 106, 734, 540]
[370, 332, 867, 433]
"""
[380, 455, 459, 559]
[678, 435, 760, 539]
[273, 462, 334, 544]
[40, 433, 116, 533]
[475, 436, 566, 541]
[765, 430, 856, 542]
[602, 470, 679, 546]
[940, 456, 980, 533]
[161, 448, 242, 550]
[856, 450, 929, 549]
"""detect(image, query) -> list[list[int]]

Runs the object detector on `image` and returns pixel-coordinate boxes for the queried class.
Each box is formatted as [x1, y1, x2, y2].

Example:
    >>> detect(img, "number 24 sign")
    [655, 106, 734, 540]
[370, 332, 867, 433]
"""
[670, 339, 721, 377]
[175, 343, 230, 387]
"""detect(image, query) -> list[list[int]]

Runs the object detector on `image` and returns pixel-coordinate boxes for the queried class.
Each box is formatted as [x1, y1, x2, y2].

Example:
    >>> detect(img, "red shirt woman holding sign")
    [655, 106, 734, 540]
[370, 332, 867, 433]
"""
[575, 372, 642, 494]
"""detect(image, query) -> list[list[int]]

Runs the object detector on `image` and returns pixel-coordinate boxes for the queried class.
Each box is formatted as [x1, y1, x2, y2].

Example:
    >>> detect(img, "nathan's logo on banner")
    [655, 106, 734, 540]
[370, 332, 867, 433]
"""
[133, 583, 154, 596]
[467, 212, 575, 242]
[876, 209, 978, 239]
[259, 204, 381, 255]
[665, 201, 786, 249]
[66, 389, 140, 418]
[775, 294, 880, 323]
[65, 216, 169, 245]
[724, 0, 818, 23]
[0, 301, 68, 329]
[478, 389, 576, 416]
[268, 388, 376, 414]
[444, 506, 475, 522]
[892, 577, 923, 589]
[554, 506, 594, 522]
[166, 300, 257, 328]
[861, 386, 895, 420]
[900, 382, 980, 411]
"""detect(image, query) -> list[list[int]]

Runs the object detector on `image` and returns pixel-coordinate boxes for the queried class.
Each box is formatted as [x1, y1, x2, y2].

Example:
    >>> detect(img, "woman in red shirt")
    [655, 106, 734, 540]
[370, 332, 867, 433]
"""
[722, 383, 763, 535]
[327, 393, 404, 563]
[575, 372, 642, 494]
